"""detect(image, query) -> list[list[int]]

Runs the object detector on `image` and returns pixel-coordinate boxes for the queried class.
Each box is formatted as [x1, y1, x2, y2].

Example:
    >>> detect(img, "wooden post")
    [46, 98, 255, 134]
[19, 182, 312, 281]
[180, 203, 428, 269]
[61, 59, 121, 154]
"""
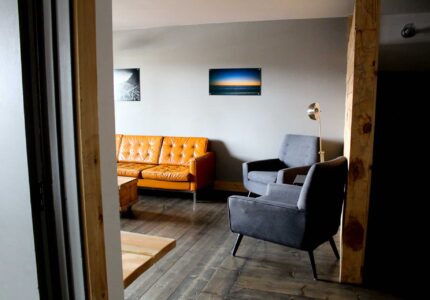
[72, 0, 109, 298]
[341, 0, 379, 284]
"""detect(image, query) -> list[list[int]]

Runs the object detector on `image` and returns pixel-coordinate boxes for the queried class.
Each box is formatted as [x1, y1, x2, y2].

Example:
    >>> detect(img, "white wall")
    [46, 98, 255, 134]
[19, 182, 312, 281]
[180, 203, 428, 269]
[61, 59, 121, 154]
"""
[113, 18, 347, 181]
[0, 0, 39, 299]
[96, 0, 124, 299]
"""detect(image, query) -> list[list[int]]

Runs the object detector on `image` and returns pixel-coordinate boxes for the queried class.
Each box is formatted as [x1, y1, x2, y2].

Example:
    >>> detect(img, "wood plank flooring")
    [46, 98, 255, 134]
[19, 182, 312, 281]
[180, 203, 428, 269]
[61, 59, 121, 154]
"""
[122, 191, 399, 300]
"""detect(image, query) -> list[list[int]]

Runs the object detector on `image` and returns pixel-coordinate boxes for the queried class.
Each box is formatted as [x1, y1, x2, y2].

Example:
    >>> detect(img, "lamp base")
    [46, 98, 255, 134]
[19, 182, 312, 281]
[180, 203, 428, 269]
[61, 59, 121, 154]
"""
[319, 151, 325, 162]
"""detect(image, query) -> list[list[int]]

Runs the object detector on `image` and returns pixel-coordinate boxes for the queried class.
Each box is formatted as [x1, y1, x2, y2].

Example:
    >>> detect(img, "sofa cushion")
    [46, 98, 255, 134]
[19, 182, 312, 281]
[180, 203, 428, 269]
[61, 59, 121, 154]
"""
[159, 137, 208, 166]
[142, 165, 190, 182]
[117, 162, 155, 178]
[248, 171, 278, 184]
[118, 135, 163, 164]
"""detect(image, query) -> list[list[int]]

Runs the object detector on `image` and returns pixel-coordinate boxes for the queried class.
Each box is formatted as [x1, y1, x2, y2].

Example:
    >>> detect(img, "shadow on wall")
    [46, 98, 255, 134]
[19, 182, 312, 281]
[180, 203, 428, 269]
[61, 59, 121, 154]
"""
[209, 140, 245, 182]
[208, 138, 343, 183]
[379, 43, 430, 71]
[323, 138, 344, 161]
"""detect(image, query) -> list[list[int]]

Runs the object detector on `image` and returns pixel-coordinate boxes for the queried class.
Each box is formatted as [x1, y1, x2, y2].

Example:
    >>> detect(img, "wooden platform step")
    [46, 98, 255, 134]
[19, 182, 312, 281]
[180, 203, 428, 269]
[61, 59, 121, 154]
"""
[121, 231, 176, 288]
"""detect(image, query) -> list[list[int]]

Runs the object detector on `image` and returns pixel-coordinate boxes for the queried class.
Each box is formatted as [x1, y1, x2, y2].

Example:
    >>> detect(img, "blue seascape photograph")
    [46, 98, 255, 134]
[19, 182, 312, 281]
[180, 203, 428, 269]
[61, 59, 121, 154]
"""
[209, 68, 261, 95]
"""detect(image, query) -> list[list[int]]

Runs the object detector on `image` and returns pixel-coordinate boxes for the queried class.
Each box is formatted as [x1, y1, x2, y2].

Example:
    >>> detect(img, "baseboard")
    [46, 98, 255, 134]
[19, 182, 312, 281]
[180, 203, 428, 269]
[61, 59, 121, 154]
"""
[214, 180, 246, 193]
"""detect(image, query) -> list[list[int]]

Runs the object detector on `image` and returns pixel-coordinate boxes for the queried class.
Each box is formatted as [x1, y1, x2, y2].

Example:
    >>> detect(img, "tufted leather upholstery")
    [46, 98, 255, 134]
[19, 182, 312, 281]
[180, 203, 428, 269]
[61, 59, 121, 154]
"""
[158, 137, 208, 166]
[116, 134, 215, 193]
[115, 134, 123, 159]
[117, 162, 155, 178]
[118, 135, 163, 164]
[142, 165, 190, 182]
[189, 152, 215, 190]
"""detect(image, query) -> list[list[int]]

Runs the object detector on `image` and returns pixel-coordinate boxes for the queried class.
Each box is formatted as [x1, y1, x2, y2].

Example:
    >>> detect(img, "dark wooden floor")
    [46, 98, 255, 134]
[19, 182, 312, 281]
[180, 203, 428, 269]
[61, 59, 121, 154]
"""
[121, 192, 399, 300]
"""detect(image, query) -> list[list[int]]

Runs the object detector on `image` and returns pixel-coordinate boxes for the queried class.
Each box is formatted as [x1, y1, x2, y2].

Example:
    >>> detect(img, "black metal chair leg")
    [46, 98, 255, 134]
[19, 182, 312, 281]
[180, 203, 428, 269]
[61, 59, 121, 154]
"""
[308, 251, 318, 280]
[329, 237, 340, 259]
[231, 234, 243, 256]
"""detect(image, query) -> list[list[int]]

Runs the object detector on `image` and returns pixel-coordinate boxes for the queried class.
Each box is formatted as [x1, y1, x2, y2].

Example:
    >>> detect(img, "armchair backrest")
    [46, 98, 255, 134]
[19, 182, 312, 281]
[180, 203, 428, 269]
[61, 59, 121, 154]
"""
[296, 157, 347, 248]
[297, 156, 347, 212]
[278, 134, 319, 167]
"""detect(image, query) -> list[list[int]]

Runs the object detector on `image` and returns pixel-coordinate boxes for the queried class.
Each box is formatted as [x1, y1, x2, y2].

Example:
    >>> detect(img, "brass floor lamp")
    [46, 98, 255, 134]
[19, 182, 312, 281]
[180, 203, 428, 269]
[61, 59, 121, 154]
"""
[307, 102, 325, 162]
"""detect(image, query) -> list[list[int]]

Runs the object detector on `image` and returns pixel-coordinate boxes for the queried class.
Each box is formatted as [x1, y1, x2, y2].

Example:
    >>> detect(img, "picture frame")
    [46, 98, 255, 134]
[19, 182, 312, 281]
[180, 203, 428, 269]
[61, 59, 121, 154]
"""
[114, 68, 141, 101]
[209, 68, 261, 95]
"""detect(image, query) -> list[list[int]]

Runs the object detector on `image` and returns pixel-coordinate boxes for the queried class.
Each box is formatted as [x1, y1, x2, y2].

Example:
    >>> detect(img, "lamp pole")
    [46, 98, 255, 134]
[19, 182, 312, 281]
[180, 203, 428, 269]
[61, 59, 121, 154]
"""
[307, 102, 325, 162]
[318, 116, 325, 162]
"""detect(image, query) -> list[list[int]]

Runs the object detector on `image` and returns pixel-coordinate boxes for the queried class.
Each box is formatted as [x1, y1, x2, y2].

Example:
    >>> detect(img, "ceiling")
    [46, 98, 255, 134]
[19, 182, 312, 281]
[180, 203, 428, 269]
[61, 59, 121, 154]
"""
[112, 0, 354, 31]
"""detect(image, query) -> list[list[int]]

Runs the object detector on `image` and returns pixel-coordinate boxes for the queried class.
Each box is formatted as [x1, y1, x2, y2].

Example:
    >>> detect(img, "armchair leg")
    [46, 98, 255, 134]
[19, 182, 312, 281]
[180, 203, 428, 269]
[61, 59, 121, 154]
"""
[308, 251, 318, 280]
[329, 237, 340, 259]
[231, 234, 243, 256]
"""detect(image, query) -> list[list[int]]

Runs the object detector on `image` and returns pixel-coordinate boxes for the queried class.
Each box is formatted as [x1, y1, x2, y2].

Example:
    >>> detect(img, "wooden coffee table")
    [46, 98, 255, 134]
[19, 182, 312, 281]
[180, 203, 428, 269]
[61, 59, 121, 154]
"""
[118, 176, 138, 214]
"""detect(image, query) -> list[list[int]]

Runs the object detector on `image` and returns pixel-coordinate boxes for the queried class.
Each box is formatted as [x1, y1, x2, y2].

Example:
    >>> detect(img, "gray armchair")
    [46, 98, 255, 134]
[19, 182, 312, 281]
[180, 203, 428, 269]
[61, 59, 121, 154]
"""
[229, 156, 348, 279]
[243, 134, 319, 196]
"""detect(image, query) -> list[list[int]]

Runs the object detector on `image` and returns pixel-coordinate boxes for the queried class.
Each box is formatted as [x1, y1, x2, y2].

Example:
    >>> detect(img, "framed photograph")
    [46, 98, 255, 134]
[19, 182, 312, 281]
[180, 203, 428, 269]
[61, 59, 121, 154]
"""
[114, 68, 140, 101]
[209, 68, 261, 95]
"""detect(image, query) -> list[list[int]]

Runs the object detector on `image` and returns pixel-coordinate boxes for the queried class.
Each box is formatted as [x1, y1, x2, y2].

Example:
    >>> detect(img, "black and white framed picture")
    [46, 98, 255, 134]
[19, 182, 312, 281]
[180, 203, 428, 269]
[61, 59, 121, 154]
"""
[114, 68, 140, 101]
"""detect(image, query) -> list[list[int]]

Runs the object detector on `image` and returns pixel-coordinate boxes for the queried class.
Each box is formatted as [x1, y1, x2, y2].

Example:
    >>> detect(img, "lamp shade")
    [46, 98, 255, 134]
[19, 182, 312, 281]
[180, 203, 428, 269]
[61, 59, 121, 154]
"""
[307, 102, 321, 121]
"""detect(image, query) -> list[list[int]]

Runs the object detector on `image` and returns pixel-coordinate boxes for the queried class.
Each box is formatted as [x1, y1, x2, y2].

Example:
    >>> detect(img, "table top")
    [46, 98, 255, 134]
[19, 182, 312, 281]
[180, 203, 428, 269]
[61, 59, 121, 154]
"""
[118, 176, 138, 187]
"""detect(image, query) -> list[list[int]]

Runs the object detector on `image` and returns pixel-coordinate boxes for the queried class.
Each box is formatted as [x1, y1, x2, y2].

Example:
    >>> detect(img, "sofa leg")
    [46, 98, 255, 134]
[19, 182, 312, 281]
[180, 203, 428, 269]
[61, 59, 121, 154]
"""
[308, 251, 318, 280]
[193, 192, 197, 211]
[247, 191, 252, 197]
[329, 237, 340, 259]
[231, 234, 243, 256]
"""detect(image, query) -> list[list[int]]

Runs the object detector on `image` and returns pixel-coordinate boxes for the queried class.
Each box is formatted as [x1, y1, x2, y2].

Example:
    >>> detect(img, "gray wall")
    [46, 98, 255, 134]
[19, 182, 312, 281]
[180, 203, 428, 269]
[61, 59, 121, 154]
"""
[379, 13, 430, 71]
[96, 0, 124, 298]
[0, 0, 39, 299]
[113, 18, 347, 181]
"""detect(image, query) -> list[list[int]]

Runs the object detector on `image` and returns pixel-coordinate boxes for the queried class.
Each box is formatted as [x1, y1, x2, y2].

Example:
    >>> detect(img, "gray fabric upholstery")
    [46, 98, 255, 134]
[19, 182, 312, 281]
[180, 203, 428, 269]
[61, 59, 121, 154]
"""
[277, 165, 312, 184]
[230, 156, 348, 251]
[261, 183, 302, 207]
[248, 171, 277, 184]
[278, 134, 319, 167]
[243, 134, 319, 195]
[228, 195, 306, 249]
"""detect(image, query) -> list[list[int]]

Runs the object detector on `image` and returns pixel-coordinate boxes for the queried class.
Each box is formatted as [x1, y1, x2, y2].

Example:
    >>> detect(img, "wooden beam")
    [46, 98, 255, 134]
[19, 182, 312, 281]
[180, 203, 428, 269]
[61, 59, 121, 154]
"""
[72, 0, 108, 298]
[341, 0, 380, 284]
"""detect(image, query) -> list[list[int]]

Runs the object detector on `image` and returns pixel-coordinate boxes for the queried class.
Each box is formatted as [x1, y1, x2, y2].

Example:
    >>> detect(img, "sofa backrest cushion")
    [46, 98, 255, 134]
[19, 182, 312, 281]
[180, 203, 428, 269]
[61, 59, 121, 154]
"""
[159, 137, 208, 166]
[115, 134, 123, 160]
[118, 135, 163, 164]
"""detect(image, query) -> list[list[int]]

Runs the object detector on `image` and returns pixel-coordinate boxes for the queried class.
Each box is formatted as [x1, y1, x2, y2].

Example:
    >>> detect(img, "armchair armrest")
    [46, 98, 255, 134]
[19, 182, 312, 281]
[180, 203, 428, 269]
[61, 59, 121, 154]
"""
[189, 152, 215, 190]
[276, 165, 312, 184]
[243, 158, 286, 174]
[228, 195, 306, 249]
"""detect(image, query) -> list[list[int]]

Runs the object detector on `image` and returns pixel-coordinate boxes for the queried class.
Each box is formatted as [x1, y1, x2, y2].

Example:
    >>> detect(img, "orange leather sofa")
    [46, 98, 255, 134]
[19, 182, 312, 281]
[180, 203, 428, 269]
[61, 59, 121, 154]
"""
[115, 134, 215, 203]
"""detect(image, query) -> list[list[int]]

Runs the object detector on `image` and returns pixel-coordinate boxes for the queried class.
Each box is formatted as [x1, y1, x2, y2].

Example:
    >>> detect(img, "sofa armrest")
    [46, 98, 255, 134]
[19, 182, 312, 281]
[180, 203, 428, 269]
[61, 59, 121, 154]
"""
[276, 165, 312, 184]
[189, 152, 215, 190]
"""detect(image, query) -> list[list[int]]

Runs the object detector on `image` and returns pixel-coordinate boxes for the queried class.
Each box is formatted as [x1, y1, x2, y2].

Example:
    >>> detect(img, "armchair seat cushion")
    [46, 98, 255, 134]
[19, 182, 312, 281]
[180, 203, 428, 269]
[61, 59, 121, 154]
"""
[142, 165, 190, 182]
[248, 171, 277, 184]
[259, 183, 302, 207]
[117, 162, 155, 178]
